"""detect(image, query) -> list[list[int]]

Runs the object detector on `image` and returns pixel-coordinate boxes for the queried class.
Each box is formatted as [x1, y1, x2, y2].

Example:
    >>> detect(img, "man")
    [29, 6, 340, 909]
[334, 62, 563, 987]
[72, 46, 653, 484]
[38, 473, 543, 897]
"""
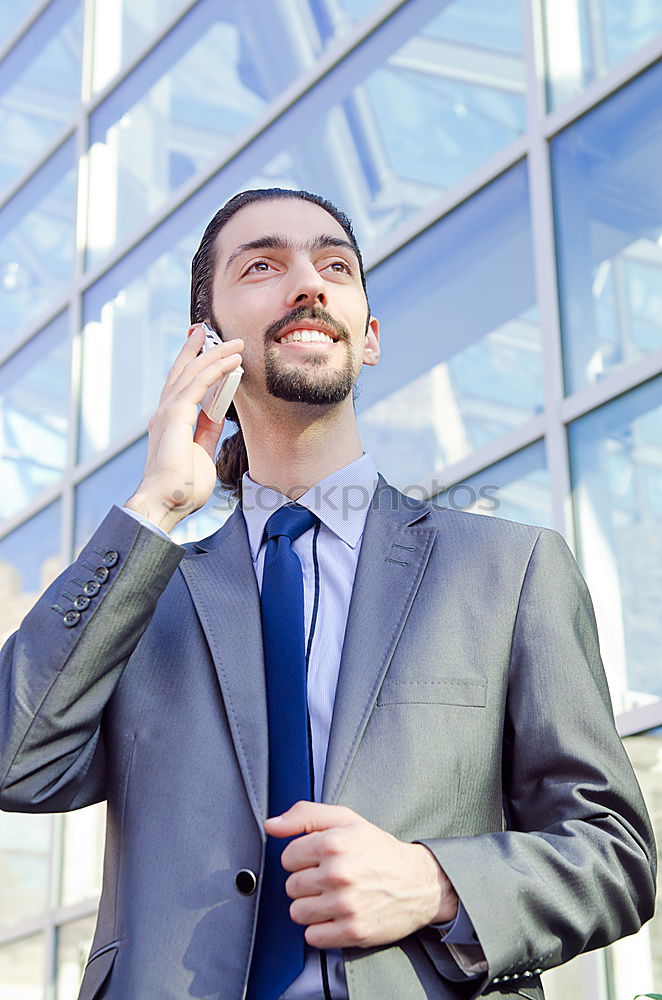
[0, 188, 655, 1000]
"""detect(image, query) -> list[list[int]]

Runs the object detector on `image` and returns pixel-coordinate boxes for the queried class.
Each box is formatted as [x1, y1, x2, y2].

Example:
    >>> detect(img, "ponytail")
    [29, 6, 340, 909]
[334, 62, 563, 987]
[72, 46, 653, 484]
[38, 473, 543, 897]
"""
[215, 403, 249, 500]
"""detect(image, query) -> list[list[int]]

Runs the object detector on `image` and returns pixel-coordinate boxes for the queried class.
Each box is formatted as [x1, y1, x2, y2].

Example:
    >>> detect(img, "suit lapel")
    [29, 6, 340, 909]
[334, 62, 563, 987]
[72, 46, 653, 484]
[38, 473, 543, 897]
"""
[179, 475, 438, 824]
[321, 475, 438, 804]
[179, 506, 268, 831]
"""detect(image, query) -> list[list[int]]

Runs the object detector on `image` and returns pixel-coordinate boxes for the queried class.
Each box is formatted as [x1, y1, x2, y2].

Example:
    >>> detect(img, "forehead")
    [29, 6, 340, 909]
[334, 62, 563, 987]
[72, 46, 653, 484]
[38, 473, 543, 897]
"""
[216, 198, 350, 262]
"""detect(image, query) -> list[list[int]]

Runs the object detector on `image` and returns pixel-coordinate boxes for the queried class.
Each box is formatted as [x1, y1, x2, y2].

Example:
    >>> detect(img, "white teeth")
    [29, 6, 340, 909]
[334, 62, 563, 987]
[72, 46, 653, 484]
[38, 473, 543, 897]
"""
[277, 329, 335, 344]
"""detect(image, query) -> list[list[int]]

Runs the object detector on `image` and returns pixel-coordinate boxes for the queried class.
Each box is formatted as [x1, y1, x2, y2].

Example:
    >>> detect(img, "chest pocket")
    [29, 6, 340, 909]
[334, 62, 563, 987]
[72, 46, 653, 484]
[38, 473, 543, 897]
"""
[376, 677, 486, 706]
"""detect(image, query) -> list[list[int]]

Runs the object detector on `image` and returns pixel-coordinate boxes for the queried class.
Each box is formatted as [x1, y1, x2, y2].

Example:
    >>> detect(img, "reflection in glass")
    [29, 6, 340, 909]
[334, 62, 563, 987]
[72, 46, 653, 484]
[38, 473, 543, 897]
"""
[432, 441, 552, 529]
[0, 813, 51, 931]
[60, 804, 105, 907]
[56, 915, 97, 1000]
[89, 0, 187, 93]
[0, 140, 77, 353]
[170, 486, 235, 546]
[0, 313, 70, 523]
[0, 500, 62, 642]
[607, 729, 662, 998]
[0, 1, 40, 48]
[0, 0, 82, 198]
[570, 376, 662, 711]
[356, 163, 542, 488]
[74, 437, 148, 553]
[85, 0, 526, 267]
[0, 934, 44, 1000]
[544, 0, 662, 108]
[552, 61, 662, 394]
[79, 229, 197, 462]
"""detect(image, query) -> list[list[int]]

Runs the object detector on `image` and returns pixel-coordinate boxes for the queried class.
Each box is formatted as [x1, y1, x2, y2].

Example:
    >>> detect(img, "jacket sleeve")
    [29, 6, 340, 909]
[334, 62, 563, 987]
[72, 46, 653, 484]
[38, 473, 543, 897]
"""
[0, 505, 185, 813]
[417, 526, 657, 992]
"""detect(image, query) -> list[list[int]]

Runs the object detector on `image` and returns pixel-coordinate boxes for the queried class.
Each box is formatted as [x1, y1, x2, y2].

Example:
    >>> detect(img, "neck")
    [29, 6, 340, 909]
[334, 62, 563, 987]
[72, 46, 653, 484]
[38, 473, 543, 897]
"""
[237, 395, 364, 500]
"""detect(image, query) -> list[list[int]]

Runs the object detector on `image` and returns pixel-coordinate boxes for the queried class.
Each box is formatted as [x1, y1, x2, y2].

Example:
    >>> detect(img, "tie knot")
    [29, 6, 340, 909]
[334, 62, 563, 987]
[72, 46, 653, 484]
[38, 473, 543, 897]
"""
[263, 503, 319, 545]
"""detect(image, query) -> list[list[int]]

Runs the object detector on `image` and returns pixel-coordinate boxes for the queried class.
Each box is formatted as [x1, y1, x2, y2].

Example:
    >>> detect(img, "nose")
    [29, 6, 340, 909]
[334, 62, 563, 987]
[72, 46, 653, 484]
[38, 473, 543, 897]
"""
[285, 259, 327, 309]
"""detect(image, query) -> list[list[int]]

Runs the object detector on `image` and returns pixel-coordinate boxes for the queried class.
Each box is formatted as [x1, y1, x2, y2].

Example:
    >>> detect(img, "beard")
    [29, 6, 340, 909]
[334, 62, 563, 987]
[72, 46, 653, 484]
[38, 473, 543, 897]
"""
[212, 305, 366, 410]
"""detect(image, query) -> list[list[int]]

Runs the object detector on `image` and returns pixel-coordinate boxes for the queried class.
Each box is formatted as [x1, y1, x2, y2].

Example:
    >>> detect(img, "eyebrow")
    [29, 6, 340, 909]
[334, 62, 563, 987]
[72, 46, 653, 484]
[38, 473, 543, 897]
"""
[224, 233, 360, 273]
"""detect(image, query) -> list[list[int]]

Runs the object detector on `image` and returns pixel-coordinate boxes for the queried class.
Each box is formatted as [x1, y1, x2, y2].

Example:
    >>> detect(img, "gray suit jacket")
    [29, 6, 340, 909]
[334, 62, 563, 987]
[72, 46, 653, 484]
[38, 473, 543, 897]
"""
[0, 474, 655, 1000]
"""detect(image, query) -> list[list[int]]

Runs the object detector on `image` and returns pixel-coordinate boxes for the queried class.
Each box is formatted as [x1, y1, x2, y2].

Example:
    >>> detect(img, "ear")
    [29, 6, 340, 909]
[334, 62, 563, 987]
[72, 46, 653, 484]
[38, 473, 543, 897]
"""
[362, 316, 380, 367]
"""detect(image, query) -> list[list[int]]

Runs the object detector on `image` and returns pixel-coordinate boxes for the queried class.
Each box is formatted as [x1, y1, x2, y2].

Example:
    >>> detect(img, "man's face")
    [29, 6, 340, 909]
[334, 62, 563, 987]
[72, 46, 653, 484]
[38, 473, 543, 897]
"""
[209, 198, 380, 409]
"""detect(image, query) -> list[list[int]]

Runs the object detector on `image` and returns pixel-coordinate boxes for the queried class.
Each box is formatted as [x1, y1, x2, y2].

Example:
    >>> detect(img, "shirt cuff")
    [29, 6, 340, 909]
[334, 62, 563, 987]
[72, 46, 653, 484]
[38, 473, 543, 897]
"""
[430, 901, 487, 979]
[120, 506, 171, 541]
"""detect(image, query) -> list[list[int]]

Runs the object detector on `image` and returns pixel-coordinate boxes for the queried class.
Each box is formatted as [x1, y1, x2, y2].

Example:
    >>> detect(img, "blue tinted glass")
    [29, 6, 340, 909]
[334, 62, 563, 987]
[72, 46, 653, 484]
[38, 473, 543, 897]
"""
[553, 61, 662, 395]
[569, 375, 662, 707]
[355, 162, 542, 489]
[0, 313, 70, 524]
[90, 0, 188, 93]
[0, 139, 77, 352]
[0, 500, 62, 637]
[0, 1, 41, 48]
[432, 440, 551, 528]
[85, 0, 526, 267]
[544, 0, 662, 108]
[0, 0, 82, 197]
[74, 437, 149, 553]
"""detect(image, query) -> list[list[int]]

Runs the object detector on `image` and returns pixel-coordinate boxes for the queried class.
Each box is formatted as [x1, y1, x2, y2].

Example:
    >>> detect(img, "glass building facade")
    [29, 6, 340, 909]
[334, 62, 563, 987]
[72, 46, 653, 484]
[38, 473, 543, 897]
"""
[0, 1, 660, 997]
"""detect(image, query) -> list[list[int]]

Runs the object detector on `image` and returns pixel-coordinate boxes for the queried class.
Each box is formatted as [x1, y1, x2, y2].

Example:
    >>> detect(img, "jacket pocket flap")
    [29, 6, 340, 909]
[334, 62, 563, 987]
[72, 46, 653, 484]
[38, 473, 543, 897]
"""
[78, 943, 119, 1000]
[377, 677, 487, 706]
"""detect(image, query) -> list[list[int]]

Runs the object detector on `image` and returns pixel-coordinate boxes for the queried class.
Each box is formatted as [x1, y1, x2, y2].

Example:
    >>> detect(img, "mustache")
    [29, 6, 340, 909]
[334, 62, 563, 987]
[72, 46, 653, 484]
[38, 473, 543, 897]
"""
[264, 307, 349, 343]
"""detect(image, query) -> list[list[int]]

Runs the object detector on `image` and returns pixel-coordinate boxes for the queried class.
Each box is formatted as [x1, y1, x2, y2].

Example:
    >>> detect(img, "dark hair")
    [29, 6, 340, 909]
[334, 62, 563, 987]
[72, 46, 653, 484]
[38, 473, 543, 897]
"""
[190, 187, 368, 500]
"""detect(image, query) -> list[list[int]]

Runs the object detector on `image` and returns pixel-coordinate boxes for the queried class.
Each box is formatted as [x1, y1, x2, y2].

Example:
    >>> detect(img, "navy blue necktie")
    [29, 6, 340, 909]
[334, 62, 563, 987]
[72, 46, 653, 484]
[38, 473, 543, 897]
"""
[246, 502, 319, 1000]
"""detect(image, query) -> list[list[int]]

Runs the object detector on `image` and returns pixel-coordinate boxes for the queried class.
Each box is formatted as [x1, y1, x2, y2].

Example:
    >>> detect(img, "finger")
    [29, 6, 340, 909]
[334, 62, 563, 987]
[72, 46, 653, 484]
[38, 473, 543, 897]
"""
[280, 833, 327, 874]
[175, 352, 243, 407]
[165, 325, 206, 389]
[266, 801, 357, 838]
[289, 892, 339, 927]
[284, 866, 326, 900]
[193, 407, 225, 461]
[304, 919, 361, 950]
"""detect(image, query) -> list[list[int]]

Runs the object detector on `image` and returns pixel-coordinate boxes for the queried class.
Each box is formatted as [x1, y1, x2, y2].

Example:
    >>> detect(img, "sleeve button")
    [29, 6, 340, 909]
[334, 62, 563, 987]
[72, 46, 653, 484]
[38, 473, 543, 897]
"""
[83, 580, 101, 597]
[103, 550, 119, 567]
[94, 566, 110, 584]
[73, 595, 90, 611]
[63, 610, 81, 627]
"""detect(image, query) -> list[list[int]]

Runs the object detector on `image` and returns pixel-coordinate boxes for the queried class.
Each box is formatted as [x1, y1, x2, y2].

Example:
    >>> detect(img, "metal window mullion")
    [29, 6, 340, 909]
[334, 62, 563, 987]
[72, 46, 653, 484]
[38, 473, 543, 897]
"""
[542, 34, 662, 140]
[522, 0, 573, 546]
[560, 348, 662, 424]
[0, 123, 77, 216]
[0, 0, 55, 66]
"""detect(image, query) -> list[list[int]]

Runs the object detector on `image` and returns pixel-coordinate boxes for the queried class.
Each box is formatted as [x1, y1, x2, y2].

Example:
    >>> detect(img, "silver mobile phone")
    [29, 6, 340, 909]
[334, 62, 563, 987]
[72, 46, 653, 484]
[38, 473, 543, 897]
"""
[199, 322, 243, 423]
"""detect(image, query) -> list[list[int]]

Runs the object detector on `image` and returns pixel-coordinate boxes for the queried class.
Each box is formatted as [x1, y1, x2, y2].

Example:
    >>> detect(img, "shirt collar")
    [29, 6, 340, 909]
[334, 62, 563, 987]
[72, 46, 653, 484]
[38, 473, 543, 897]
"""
[240, 451, 379, 561]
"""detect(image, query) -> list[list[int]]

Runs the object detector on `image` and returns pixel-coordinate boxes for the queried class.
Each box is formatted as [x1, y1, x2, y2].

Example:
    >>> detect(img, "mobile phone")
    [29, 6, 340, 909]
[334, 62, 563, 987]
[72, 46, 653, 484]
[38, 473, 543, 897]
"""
[198, 322, 244, 423]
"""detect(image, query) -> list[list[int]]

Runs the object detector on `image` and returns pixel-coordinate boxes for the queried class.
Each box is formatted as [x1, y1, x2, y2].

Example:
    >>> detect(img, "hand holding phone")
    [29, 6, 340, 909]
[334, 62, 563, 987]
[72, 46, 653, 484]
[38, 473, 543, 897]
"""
[199, 322, 244, 423]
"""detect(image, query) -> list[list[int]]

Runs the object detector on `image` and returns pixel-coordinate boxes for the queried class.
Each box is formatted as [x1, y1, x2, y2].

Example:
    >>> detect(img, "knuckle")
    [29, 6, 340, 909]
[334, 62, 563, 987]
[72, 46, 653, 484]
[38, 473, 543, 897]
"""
[324, 861, 351, 889]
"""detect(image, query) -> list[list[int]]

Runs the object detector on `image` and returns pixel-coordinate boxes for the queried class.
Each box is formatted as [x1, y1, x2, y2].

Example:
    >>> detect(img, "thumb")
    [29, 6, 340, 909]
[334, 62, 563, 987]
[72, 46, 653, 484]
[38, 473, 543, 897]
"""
[265, 801, 357, 838]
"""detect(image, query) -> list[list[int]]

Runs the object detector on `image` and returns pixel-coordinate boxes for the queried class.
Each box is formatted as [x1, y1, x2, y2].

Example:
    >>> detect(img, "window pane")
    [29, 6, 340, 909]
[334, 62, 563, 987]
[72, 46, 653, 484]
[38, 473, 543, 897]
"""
[74, 437, 148, 553]
[59, 804, 105, 906]
[0, 1, 42, 48]
[607, 728, 662, 998]
[0, 500, 62, 641]
[552, 61, 662, 395]
[84, 0, 526, 267]
[78, 230, 197, 462]
[0, 313, 70, 523]
[0, 935, 45, 1000]
[0, 0, 82, 197]
[544, 0, 662, 109]
[0, 140, 77, 353]
[356, 162, 542, 489]
[170, 487, 235, 546]
[90, 0, 188, 93]
[569, 376, 662, 712]
[56, 915, 97, 1000]
[432, 441, 552, 528]
[0, 814, 51, 930]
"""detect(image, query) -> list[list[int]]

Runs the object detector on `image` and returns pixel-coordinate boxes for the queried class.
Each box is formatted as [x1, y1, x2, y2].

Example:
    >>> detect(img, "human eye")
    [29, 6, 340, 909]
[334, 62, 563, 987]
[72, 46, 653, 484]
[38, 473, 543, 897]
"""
[243, 259, 274, 275]
[324, 259, 352, 274]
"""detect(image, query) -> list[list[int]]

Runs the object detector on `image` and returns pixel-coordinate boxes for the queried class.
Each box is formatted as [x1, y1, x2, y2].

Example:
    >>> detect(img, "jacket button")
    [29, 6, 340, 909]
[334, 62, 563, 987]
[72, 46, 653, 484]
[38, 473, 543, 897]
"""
[235, 869, 257, 895]
[83, 579, 101, 597]
[94, 566, 110, 584]
[73, 594, 90, 611]
[63, 610, 81, 627]
[103, 550, 119, 567]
